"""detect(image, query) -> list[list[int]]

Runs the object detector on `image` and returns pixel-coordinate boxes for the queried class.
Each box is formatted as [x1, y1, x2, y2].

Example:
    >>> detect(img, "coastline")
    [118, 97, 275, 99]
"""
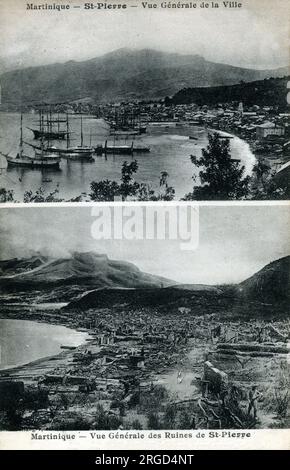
[0, 315, 92, 378]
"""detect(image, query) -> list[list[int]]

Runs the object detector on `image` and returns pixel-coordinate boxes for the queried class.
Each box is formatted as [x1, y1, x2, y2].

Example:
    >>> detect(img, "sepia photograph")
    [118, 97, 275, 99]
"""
[0, 202, 289, 433]
[0, 0, 289, 203]
[0, 0, 289, 459]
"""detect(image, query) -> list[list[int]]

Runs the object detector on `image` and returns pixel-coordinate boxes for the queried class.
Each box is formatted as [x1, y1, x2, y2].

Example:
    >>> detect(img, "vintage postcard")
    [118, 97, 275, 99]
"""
[0, 0, 289, 455]
[0, 0, 289, 203]
[0, 201, 289, 451]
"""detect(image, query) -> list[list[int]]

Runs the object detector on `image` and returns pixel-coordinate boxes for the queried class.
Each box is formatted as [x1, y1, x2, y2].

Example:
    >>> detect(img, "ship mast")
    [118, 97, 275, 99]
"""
[19, 112, 23, 156]
[66, 113, 70, 149]
[80, 115, 83, 147]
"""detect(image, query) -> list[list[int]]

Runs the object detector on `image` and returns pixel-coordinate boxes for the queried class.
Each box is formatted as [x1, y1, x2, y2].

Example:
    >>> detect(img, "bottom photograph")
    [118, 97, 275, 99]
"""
[0, 203, 289, 433]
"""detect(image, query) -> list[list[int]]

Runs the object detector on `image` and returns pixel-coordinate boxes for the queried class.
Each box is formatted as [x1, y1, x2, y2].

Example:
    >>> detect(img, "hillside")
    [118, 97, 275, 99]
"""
[1, 48, 289, 104]
[1, 253, 288, 312]
[62, 285, 224, 311]
[239, 256, 290, 303]
[62, 255, 290, 312]
[0, 255, 48, 277]
[0, 251, 173, 290]
[170, 76, 290, 108]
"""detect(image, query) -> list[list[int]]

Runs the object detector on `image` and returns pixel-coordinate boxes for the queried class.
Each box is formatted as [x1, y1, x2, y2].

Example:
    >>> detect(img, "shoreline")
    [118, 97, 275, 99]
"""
[207, 126, 257, 175]
[0, 115, 261, 202]
[0, 315, 92, 377]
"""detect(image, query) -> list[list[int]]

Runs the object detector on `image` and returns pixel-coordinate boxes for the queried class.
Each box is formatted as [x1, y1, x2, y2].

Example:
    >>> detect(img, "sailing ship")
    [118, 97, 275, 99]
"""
[1, 114, 61, 169]
[109, 108, 147, 135]
[51, 115, 94, 160]
[27, 109, 69, 140]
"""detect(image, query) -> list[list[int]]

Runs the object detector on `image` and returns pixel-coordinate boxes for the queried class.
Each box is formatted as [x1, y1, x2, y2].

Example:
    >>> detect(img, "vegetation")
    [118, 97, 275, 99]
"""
[0, 136, 288, 202]
[170, 76, 290, 109]
[250, 160, 289, 200]
[183, 133, 250, 200]
[90, 160, 175, 201]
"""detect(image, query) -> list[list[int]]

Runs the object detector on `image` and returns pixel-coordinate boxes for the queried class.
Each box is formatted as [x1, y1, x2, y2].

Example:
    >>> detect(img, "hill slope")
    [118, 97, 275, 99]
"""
[170, 76, 290, 108]
[62, 256, 290, 311]
[62, 284, 224, 311]
[0, 251, 173, 289]
[1, 48, 289, 104]
[239, 256, 290, 303]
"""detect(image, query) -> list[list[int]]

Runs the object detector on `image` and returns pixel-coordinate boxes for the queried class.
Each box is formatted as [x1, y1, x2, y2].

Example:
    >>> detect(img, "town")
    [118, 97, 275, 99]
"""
[1, 275, 289, 431]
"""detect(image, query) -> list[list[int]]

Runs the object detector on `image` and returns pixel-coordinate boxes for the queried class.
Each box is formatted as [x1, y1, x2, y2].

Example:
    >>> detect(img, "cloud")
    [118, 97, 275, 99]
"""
[0, 204, 289, 285]
[0, 0, 289, 71]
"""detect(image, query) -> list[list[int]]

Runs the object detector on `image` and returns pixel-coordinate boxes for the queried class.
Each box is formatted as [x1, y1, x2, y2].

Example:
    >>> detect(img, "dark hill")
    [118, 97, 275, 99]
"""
[239, 256, 290, 303]
[170, 76, 290, 108]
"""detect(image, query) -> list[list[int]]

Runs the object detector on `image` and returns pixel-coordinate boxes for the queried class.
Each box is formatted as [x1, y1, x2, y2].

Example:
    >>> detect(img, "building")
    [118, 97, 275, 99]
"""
[256, 122, 285, 140]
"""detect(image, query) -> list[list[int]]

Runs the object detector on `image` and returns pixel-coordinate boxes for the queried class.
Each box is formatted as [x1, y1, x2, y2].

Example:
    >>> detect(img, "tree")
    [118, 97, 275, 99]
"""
[90, 160, 139, 201]
[250, 161, 289, 200]
[183, 133, 250, 200]
[0, 188, 15, 202]
[23, 187, 63, 203]
[119, 160, 140, 200]
[90, 160, 175, 202]
[90, 179, 120, 201]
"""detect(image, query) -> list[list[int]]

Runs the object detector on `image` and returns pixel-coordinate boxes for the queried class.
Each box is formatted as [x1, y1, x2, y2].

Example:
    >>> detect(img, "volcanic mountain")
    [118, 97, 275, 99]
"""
[1, 48, 289, 104]
[0, 253, 288, 313]
[62, 256, 290, 312]
[0, 251, 173, 289]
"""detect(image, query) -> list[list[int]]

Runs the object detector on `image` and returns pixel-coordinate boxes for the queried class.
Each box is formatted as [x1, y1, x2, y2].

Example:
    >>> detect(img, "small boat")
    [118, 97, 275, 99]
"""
[1, 114, 61, 169]
[189, 136, 198, 141]
[95, 140, 134, 155]
[60, 148, 94, 160]
[5, 152, 61, 169]
[132, 145, 150, 153]
[215, 133, 234, 139]
[50, 115, 94, 160]
[109, 130, 139, 137]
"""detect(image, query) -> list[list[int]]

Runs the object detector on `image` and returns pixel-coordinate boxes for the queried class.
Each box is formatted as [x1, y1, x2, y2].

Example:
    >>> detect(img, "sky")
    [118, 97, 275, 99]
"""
[0, 203, 289, 285]
[0, 0, 289, 72]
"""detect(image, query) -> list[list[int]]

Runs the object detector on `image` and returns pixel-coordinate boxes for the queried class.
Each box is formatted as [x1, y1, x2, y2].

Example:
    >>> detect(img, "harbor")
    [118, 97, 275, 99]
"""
[0, 109, 258, 201]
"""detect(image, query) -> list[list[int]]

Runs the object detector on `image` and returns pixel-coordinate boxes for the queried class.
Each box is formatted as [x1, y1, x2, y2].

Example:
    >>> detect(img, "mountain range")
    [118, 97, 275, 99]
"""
[0, 252, 288, 313]
[1, 48, 289, 104]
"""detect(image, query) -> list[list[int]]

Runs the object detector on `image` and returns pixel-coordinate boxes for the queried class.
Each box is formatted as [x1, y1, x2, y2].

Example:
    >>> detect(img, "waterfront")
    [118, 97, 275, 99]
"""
[0, 113, 256, 201]
[0, 318, 89, 370]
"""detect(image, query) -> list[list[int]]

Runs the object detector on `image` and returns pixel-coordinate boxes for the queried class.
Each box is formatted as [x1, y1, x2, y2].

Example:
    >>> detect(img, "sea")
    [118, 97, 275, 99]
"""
[0, 112, 256, 201]
[0, 318, 88, 370]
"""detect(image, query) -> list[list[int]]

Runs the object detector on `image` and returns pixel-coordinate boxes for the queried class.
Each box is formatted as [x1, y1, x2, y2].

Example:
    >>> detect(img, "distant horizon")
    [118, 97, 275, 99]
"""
[1, 47, 289, 75]
[0, 0, 289, 73]
[0, 247, 288, 287]
[0, 205, 289, 285]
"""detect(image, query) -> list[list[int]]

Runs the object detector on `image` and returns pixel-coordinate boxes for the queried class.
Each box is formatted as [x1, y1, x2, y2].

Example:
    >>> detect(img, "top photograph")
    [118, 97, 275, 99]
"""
[0, 0, 289, 203]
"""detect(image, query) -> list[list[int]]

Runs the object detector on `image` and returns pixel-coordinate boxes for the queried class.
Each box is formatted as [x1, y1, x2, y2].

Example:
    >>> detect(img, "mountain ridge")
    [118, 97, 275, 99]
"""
[0, 251, 174, 289]
[1, 48, 289, 104]
[0, 253, 288, 311]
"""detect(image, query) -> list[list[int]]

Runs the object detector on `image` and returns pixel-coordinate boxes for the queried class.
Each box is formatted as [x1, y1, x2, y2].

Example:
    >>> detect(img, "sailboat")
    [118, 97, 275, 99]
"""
[1, 114, 61, 169]
[56, 115, 94, 160]
[27, 109, 69, 140]
[109, 108, 147, 136]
